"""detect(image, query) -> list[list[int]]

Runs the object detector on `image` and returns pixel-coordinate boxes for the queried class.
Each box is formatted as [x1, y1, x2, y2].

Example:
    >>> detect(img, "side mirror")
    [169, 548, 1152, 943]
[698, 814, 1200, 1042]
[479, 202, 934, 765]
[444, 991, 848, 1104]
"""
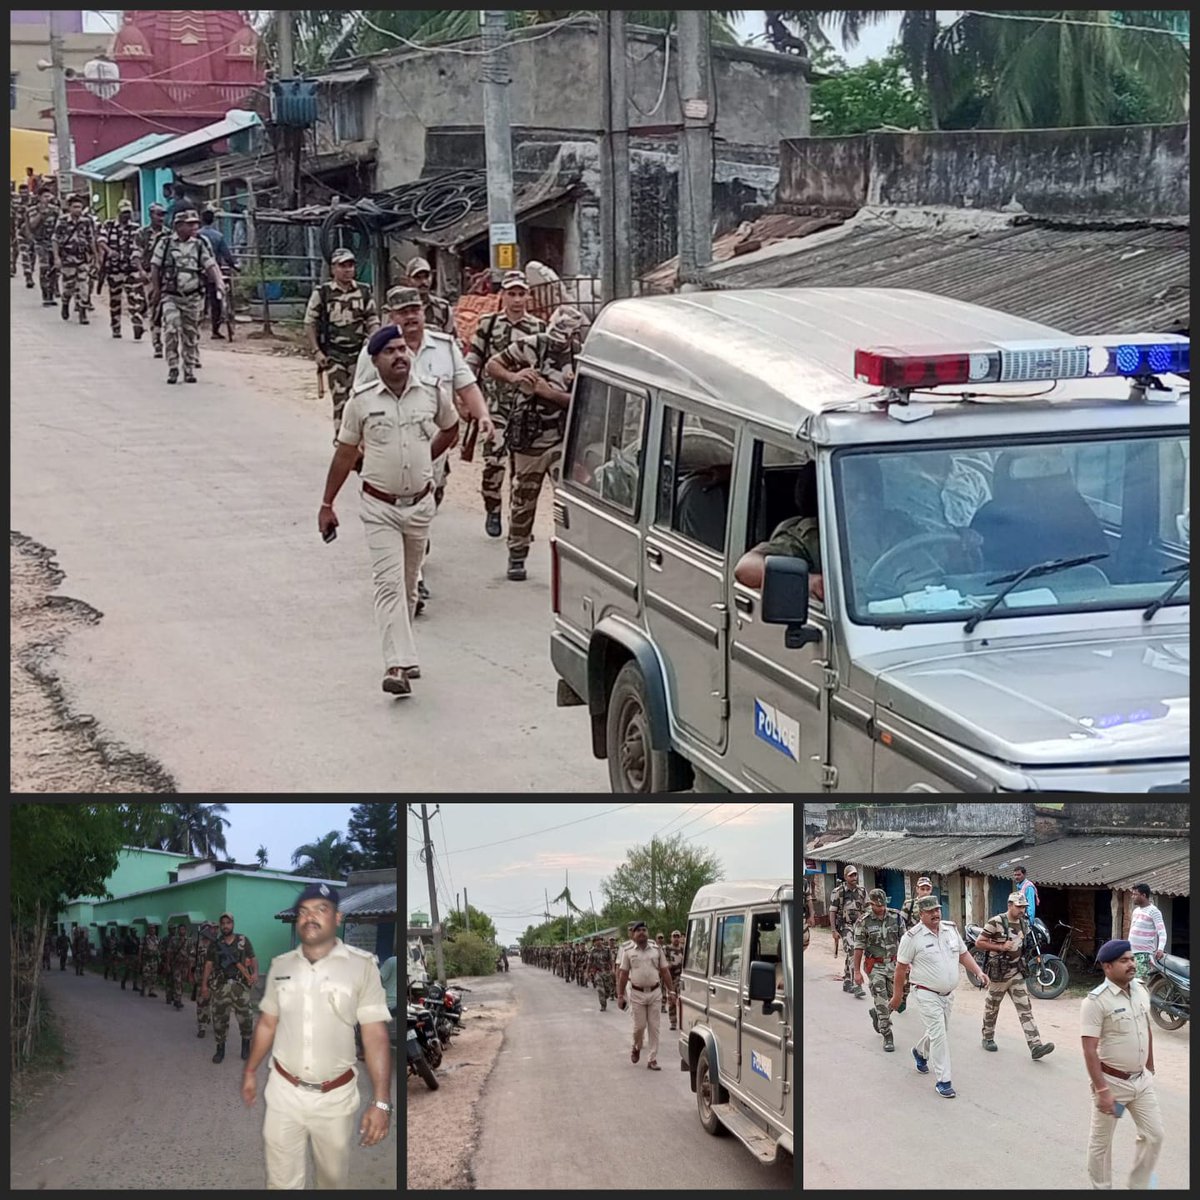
[761, 555, 821, 649]
[748, 959, 784, 1012]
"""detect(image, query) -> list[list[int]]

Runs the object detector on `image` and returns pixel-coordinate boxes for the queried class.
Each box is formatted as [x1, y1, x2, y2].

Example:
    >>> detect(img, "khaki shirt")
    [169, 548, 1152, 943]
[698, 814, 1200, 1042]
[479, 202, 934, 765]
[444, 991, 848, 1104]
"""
[258, 938, 391, 1083]
[338, 373, 458, 497]
[1080, 976, 1153, 1074]
[352, 328, 474, 395]
[618, 941, 667, 990]
[896, 919, 966, 993]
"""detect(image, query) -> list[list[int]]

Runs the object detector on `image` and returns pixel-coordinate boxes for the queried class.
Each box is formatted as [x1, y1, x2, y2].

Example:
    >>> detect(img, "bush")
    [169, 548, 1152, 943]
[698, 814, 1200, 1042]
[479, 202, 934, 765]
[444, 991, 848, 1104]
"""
[441, 931, 498, 977]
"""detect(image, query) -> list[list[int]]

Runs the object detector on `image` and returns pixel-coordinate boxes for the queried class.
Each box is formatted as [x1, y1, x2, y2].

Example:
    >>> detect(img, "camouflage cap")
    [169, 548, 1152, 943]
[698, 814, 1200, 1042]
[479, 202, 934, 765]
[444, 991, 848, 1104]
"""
[917, 897, 941, 912]
[149, 202, 166, 214]
[867, 888, 888, 904]
[406, 256, 432, 275]
[1007, 892, 1029, 906]
[117, 198, 134, 212]
[330, 247, 355, 264]
[500, 269, 529, 290]
[174, 208, 199, 224]
[547, 303, 587, 341]
[385, 285, 422, 311]
[844, 866, 858, 877]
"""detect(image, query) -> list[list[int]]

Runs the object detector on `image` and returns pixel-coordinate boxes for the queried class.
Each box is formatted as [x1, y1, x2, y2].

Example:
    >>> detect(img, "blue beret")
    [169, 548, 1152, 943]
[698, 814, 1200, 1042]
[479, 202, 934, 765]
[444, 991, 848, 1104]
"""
[367, 324, 404, 358]
[293, 882, 341, 913]
[1095, 939, 1131, 965]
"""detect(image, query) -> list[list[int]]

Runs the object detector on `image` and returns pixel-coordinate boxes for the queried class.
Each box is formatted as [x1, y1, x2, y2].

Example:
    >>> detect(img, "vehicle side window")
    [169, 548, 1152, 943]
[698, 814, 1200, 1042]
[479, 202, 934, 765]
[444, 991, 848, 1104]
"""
[745, 441, 816, 553]
[1158, 437, 1189, 548]
[563, 373, 646, 514]
[749, 910, 782, 961]
[1063, 442, 1124, 525]
[657, 405, 736, 553]
[714, 913, 745, 983]
[684, 914, 710, 973]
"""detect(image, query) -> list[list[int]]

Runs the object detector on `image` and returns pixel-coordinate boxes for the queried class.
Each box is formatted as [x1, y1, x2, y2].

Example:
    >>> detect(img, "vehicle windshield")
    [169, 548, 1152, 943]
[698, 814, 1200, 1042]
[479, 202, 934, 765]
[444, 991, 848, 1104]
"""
[834, 433, 1189, 624]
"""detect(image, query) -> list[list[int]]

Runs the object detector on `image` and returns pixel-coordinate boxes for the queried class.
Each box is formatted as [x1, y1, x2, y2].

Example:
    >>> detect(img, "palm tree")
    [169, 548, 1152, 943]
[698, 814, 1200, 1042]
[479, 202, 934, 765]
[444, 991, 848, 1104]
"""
[290, 831, 356, 881]
[255, 845, 269, 868]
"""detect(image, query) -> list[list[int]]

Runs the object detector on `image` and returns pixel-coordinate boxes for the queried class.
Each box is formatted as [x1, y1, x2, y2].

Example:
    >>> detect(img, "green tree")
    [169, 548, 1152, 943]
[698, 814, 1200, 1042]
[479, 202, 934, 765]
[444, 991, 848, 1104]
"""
[812, 51, 930, 134]
[346, 802, 398, 870]
[443, 903, 497, 945]
[442, 930, 500, 976]
[255, 845, 269, 868]
[604, 833, 722, 937]
[289, 830, 356, 880]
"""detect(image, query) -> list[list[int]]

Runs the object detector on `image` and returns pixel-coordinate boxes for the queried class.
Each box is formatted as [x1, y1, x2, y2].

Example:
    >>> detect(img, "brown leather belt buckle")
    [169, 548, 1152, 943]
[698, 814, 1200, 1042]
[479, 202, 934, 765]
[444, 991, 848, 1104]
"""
[1101, 1062, 1134, 1080]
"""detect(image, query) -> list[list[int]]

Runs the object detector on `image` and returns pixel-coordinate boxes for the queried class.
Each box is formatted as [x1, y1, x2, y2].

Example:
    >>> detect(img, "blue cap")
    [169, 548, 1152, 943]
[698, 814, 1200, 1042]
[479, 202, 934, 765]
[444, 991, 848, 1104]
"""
[367, 324, 405, 358]
[292, 882, 341, 913]
[1095, 939, 1132, 965]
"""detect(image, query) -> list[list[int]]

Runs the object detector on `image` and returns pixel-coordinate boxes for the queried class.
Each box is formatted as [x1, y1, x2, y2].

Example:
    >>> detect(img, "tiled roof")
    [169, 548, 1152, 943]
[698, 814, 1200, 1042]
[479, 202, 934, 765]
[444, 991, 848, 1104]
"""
[804, 831, 1024, 875]
[963, 835, 1189, 894]
[708, 211, 1189, 335]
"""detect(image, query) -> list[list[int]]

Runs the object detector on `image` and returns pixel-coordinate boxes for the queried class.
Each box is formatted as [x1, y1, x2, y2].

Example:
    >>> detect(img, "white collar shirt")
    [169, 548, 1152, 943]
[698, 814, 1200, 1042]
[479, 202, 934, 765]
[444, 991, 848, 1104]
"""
[1080, 976, 1152, 1073]
[257, 938, 392, 1083]
[353, 328, 474, 393]
[618, 940, 666, 988]
[896, 919, 966, 993]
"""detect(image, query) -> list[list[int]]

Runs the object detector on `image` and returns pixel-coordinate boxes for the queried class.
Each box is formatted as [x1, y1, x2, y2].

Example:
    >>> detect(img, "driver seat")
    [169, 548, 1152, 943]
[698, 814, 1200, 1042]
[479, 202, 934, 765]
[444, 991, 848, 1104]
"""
[971, 450, 1107, 573]
[1160, 953, 1189, 980]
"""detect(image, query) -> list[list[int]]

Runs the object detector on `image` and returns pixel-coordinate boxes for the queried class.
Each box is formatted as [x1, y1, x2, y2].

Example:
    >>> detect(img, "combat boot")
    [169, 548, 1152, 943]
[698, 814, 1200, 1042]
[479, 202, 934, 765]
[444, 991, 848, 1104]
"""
[153, 346, 163, 358]
[167, 368, 179, 384]
[485, 510, 502, 538]
[197, 1027, 206, 1038]
[241, 1037, 251, 1061]
[842, 980, 851, 993]
[174, 1000, 183, 1010]
[883, 1032, 894, 1052]
[79, 311, 89, 325]
[507, 557, 527, 582]
[121, 978, 126, 990]
[982, 1038, 998, 1051]
[1031, 1042, 1055, 1060]
[148, 988, 158, 997]
[212, 1041, 225, 1064]
[851, 983, 865, 998]
[183, 370, 197, 383]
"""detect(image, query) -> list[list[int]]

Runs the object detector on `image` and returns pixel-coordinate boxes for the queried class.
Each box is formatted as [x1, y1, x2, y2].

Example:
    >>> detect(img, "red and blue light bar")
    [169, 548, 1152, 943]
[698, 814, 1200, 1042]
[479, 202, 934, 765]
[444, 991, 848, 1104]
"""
[854, 336, 1189, 391]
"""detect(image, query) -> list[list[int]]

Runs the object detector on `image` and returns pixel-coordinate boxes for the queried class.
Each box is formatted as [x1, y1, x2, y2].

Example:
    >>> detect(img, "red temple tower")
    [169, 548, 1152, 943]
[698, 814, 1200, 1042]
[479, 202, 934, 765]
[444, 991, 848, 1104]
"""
[60, 10, 263, 161]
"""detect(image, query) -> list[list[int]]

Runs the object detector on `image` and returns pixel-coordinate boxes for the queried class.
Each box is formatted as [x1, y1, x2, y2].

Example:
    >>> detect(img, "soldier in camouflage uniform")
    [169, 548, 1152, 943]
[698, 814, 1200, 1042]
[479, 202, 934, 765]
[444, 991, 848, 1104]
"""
[164, 923, 189, 1009]
[200, 912, 258, 1064]
[98, 198, 145, 339]
[901, 877, 939, 929]
[139, 923, 162, 996]
[974, 892, 1054, 1059]
[829, 867, 868, 996]
[53, 194, 97, 324]
[28, 186, 60, 306]
[191, 922, 218, 1037]
[852, 889, 907, 1051]
[121, 926, 141, 991]
[485, 304, 586, 581]
[665, 931, 685, 1030]
[305, 247, 380, 439]
[406, 256, 455, 334]
[135, 203, 170, 357]
[9, 181, 19, 277]
[589, 935, 615, 1010]
[465, 270, 546, 540]
[15, 184, 36, 287]
[149, 210, 222, 384]
[102, 928, 119, 981]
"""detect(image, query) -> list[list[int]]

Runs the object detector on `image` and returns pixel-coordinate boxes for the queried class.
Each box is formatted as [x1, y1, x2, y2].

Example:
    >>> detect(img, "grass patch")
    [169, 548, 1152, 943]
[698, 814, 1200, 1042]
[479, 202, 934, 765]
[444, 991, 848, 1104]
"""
[10, 985, 71, 1118]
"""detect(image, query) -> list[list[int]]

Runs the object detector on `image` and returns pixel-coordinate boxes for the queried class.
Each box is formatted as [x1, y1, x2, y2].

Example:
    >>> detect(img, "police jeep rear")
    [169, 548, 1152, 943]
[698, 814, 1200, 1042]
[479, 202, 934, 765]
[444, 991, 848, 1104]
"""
[549, 288, 1190, 793]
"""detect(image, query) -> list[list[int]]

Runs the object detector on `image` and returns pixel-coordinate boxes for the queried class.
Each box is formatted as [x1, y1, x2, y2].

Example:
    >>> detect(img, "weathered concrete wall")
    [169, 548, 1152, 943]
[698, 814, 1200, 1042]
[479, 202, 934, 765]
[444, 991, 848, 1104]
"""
[1064, 802, 1190, 834]
[857, 803, 1031, 836]
[779, 124, 1189, 218]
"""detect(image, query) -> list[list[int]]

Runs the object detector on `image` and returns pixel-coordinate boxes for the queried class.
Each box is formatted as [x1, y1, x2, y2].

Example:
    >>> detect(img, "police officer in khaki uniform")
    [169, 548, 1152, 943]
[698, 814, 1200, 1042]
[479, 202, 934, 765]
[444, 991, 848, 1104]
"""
[615, 920, 676, 1071]
[405, 255, 455, 333]
[318, 326, 459, 697]
[1080, 938, 1163, 1189]
[242, 882, 392, 1190]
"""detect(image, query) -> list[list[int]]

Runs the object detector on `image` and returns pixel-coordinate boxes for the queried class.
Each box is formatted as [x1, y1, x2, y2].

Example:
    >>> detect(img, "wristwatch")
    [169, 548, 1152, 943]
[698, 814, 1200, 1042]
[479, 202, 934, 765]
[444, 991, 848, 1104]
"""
[372, 1100, 393, 1115]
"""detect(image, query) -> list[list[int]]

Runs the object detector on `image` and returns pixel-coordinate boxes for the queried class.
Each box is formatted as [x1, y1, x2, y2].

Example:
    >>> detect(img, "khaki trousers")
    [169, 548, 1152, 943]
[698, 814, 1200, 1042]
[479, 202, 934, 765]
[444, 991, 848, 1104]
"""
[1087, 1069, 1164, 1189]
[630, 985, 662, 1062]
[912, 986, 955, 1084]
[263, 1064, 359, 1189]
[360, 490, 436, 670]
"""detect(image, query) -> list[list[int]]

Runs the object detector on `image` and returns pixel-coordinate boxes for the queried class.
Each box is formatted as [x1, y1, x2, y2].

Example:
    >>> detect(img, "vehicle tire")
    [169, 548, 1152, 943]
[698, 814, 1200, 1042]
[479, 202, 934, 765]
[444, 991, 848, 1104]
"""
[695, 1046, 728, 1137]
[1026, 955, 1069, 1000]
[412, 1049, 440, 1090]
[425, 1038, 443, 1070]
[606, 661, 673, 793]
[1148, 976, 1188, 1031]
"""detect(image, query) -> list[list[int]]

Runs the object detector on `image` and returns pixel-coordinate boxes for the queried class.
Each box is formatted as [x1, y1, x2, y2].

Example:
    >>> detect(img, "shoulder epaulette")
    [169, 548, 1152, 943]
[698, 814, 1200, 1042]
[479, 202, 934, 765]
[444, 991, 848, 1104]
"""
[344, 942, 377, 961]
[1089, 981, 1108, 996]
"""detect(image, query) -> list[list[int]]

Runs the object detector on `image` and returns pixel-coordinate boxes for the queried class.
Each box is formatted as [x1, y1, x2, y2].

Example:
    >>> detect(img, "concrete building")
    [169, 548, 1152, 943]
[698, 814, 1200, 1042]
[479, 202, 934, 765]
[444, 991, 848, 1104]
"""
[10, 10, 111, 134]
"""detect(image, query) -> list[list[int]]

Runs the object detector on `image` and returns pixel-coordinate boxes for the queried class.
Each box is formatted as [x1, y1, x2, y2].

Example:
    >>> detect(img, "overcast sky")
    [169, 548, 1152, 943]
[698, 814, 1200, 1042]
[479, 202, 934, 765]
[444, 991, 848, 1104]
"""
[406, 802, 793, 945]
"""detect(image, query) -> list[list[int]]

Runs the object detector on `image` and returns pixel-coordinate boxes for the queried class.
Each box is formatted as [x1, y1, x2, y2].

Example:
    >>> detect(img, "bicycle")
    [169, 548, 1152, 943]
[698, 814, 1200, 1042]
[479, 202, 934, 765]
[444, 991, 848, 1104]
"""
[1054, 921, 1099, 978]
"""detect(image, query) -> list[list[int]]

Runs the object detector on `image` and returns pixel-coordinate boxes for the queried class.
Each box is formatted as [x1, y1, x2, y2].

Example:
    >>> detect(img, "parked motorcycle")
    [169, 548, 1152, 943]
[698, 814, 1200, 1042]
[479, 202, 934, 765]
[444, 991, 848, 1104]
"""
[407, 1003, 441, 1090]
[964, 916, 1068, 999]
[1147, 953, 1190, 1030]
[423, 981, 464, 1046]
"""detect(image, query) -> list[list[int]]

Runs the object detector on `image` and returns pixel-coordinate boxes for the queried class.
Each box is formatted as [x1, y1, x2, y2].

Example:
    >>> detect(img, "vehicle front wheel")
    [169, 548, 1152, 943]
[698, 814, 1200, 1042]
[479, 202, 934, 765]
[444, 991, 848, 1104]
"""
[606, 661, 673, 793]
[695, 1046, 728, 1136]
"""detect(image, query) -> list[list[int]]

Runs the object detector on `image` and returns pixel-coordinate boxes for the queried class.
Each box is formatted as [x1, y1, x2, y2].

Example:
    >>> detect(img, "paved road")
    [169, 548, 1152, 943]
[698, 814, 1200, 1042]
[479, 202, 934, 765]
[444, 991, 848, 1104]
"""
[11, 962, 396, 1190]
[11, 284, 606, 792]
[472, 957, 793, 1189]
[803, 927, 1190, 1189]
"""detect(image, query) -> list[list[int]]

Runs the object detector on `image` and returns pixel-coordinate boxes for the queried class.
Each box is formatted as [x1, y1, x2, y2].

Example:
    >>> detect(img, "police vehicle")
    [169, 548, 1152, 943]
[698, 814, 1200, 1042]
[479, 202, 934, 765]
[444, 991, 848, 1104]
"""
[549, 289, 1189, 793]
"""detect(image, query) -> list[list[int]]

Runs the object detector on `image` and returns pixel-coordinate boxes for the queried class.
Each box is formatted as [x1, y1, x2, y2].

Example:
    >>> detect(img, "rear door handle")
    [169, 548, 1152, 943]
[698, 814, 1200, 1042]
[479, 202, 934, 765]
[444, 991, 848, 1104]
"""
[734, 594, 753, 615]
[645, 546, 663, 566]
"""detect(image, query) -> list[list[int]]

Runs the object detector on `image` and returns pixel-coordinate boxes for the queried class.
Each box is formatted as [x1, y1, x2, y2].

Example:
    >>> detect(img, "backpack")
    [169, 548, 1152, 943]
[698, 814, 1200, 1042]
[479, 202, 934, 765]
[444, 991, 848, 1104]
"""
[507, 335, 576, 453]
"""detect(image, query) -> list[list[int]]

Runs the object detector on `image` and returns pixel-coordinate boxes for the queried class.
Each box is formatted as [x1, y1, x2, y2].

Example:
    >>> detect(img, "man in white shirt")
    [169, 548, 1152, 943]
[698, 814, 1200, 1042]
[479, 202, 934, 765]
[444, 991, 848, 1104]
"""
[615, 920, 676, 1072]
[891, 896, 989, 1098]
[319, 326, 460, 696]
[241, 882, 392, 1189]
[1127, 883, 1167, 978]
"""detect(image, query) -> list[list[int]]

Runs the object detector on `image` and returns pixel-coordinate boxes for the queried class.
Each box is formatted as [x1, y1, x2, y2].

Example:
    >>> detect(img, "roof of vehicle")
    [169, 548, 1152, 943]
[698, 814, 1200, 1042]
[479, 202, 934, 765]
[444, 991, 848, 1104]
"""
[689, 879, 794, 912]
[580, 289, 1183, 442]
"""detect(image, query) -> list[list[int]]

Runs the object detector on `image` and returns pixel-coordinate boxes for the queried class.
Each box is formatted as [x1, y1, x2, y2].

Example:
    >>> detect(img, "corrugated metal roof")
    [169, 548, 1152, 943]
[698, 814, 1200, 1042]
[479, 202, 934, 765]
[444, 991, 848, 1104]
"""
[75, 132, 175, 180]
[709, 212, 1189, 335]
[125, 110, 262, 167]
[964, 836, 1189, 893]
[804, 831, 1024, 875]
[1110, 858, 1190, 897]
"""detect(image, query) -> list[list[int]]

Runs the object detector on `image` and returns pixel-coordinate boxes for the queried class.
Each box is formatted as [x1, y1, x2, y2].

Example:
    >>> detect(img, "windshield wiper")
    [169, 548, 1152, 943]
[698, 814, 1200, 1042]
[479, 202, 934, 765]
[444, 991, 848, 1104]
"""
[1143, 562, 1189, 621]
[964, 553, 1110, 634]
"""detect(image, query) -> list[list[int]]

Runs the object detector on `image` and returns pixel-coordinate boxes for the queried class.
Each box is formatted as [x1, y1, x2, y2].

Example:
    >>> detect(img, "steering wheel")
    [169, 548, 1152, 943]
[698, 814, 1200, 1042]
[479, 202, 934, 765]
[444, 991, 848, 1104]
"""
[865, 532, 965, 596]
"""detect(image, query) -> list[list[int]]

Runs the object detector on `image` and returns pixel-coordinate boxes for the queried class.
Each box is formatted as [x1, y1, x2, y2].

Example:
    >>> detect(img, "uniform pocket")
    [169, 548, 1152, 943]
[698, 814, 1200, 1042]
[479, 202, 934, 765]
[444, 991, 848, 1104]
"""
[320, 980, 357, 1026]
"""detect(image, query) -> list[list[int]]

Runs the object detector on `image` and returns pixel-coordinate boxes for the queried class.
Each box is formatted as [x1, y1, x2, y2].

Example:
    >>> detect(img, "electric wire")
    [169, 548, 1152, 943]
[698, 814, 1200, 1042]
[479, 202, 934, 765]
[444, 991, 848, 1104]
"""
[960, 10, 1189, 41]
[355, 12, 589, 59]
[441, 804, 641, 856]
[683, 802, 764, 839]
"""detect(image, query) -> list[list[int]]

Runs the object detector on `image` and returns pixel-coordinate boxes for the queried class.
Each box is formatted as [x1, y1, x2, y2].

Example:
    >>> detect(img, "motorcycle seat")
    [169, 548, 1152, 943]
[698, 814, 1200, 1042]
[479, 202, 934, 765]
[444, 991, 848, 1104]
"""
[1160, 954, 1189, 980]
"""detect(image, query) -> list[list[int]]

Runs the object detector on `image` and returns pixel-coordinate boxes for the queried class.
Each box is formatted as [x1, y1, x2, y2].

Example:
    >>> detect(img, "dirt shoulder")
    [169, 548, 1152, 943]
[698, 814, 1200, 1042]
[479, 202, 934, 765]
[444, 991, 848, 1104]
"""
[406, 972, 517, 1189]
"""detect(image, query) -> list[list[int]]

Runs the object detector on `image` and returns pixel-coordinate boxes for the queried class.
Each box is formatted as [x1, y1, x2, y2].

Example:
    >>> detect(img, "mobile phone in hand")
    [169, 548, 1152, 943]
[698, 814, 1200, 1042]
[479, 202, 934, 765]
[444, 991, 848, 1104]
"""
[322, 526, 337, 543]
[1112, 1101, 1126, 1118]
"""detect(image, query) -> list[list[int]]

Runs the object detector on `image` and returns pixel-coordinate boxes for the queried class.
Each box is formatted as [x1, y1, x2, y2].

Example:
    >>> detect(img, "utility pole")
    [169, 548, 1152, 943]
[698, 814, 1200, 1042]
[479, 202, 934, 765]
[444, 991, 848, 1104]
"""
[414, 804, 446, 985]
[481, 11, 517, 285]
[676, 10, 713, 285]
[276, 11, 299, 210]
[464, 888, 470, 933]
[277, 9, 295, 77]
[598, 13, 632, 303]
[48, 9, 75, 196]
[598, 12, 614, 305]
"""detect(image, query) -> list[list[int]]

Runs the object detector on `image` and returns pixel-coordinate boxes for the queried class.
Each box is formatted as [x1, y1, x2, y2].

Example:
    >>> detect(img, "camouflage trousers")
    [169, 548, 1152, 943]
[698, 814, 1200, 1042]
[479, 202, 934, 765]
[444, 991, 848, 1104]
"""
[508, 444, 562, 558]
[36, 243, 57, 301]
[166, 961, 188, 1003]
[149, 290, 164, 352]
[60, 259, 90, 317]
[106, 270, 146, 336]
[196, 984, 212, 1030]
[982, 975, 1043, 1047]
[141, 953, 161, 991]
[327, 357, 356, 437]
[20, 236, 36, 283]
[595, 970, 615, 1008]
[841, 934, 858, 985]
[480, 402, 512, 515]
[162, 292, 202, 371]
[210, 976, 254, 1041]
[868, 964, 899, 1036]
[9, 230, 16, 274]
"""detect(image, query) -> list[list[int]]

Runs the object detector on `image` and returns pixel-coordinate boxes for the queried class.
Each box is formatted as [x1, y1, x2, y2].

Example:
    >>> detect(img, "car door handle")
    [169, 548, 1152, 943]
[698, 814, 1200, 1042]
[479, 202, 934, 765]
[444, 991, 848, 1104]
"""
[645, 545, 663, 566]
[733, 594, 753, 615]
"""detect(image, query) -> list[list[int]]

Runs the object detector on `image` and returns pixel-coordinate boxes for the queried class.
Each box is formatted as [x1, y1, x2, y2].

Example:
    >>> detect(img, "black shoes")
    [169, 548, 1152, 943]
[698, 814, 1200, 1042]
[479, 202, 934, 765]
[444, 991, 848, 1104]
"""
[507, 558, 527, 582]
[61, 299, 70, 320]
[174, 1000, 183, 1010]
[167, 368, 179, 384]
[148, 990, 158, 998]
[79, 313, 88, 325]
[197, 1028, 206, 1038]
[485, 510, 502, 538]
[1031, 1042, 1055, 1060]
[212, 1042, 225, 1064]
[183, 371, 197, 383]
[241, 1037, 251, 1061]
[153, 347, 163, 358]
[134, 328, 143, 340]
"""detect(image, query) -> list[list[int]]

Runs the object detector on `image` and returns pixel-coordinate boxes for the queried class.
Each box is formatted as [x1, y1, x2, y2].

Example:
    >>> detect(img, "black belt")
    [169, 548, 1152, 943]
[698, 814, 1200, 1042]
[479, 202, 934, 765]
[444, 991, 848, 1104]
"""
[630, 983, 660, 993]
[362, 480, 433, 507]
[915, 984, 954, 996]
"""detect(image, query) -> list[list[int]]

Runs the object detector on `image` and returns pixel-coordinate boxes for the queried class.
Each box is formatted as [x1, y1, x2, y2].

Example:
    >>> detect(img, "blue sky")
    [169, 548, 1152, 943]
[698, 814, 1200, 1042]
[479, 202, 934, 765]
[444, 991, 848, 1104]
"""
[406, 802, 794, 945]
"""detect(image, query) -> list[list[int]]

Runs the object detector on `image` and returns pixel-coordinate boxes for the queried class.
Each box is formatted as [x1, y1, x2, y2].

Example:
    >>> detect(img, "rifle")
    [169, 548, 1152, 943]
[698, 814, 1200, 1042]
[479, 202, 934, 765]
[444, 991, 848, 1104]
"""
[460, 418, 478, 462]
[832, 927, 841, 957]
[235, 960, 254, 989]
